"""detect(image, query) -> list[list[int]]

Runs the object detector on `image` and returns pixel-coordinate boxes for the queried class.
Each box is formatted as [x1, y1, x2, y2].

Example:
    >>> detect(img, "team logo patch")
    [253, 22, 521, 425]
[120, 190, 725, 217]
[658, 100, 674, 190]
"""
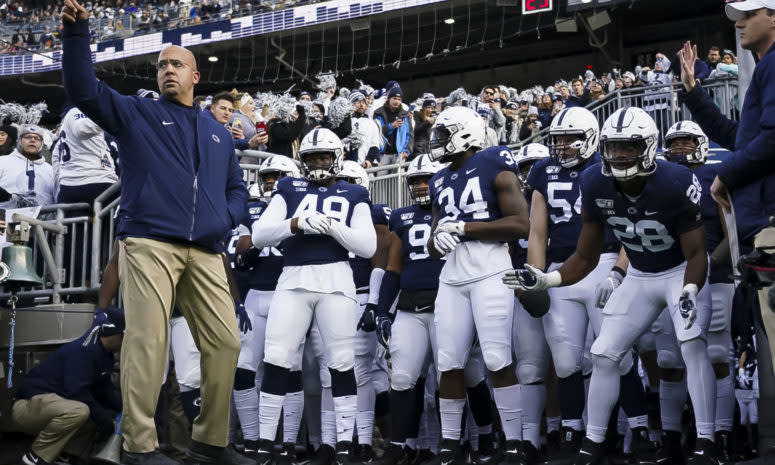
[249, 207, 263, 215]
[434, 178, 444, 188]
[450, 173, 458, 180]
[595, 198, 614, 209]
[570, 171, 578, 178]
[546, 166, 561, 174]
[318, 187, 328, 192]
[211, 134, 220, 143]
[627, 206, 638, 215]
[401, 212, 414, 221]
[424, 215, 432, 221]
[293, 180, 308, 187]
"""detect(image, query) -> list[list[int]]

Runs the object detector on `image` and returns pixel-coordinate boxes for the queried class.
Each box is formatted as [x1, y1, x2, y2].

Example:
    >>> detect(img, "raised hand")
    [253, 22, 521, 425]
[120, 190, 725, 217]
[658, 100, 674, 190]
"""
[678, 41, 698, 93]
[62, 0, 89, 23]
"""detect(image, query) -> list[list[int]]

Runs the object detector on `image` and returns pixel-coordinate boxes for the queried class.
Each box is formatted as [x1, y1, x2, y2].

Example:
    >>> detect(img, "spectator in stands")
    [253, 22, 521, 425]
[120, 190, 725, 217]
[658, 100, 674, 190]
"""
[614, 77, 624, 90]
[536, 94, 553, 130]
[706, 45, 721, 68]
[588, 79, 607, 102]
[136, 10, 151, 33]
[558, 83, 571, 102]
[298, 91, 311, 102]
[213, 93, 267, 151]
[11, 27, 23, 47]
[11, 307, 125, 465]
[125, 2, 138, 14]
[501, 100, 521, 145]
[519, 106, 541, 141]
[565, 77, 590, 107]
[266, 103, 306, 157]
[0, 123, 17, 155]
[228, 93, 259, 143]
[551, 93, 564, 117]
[40, 26, 55, 49]
[347, 89, 381, 167]
[24, 27, 36, 46]
[200, 0, 212, 19]
[481, 85, 506, 134]
[0, 125, 55, 208]
[373, 86, 413, 167]
[412, 98, 436, 156]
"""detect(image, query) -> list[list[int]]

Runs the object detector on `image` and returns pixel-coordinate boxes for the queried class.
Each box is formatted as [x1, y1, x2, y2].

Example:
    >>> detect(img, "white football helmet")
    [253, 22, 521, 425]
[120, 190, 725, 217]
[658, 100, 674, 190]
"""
[248, 183, 262, 200]
[336, 160, 370, 190]
[258, 155, 301, 198]
[430, 106, 486, 162]
[406, 154, 445, 205]
[547, 107, 600, 168]
[600, 107, 659, 181]
[515, 143, 549, 186]
[299, 128, 344, 182]
[664, 120, 709, 165]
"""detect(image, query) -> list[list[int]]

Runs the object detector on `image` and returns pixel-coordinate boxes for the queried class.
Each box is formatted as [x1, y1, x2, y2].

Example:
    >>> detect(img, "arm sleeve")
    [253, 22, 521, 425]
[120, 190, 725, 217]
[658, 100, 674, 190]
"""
[367, 268, 385, 305]
[252, 195, 294, 249]
[226, 149, 248, 229]
[327, 202, 377, 258]
[679, 84, 739, 151]
[376, 270, 400, 316]
[715, 63, 775, 189]
[232, 138, 250, 151]
[62, 19, 132, 135]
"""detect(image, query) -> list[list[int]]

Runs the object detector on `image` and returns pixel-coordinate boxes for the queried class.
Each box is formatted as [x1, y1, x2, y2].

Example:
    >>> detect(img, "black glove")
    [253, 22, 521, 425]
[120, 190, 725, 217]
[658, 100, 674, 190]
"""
[235, 299, 252, 333]
[357, 303, 378, 331]
[235, 247, 261, 271]
[518, 289, 551, 318]
[296, 104, 306, 116]
[376, 315, 391, 349]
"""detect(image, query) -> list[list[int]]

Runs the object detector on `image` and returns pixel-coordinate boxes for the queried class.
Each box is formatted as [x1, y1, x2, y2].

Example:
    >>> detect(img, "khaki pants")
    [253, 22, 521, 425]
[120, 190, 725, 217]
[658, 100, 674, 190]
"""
[757, 227, 775, 367]
[11, 393, 91, 463]
[118, 237, 240, 453]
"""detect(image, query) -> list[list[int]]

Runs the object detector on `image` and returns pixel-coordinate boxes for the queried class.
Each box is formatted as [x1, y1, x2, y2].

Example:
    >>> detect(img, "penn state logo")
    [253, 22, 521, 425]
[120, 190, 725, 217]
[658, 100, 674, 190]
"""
[424, 215, 432, 221]
[451, 173, 458, 180]
[211, 134, 220, 143]
[319, 187, 328, 192]
[570, 171, 578, 179]
[546, 166, 561, 174]
[627, 206, 638, 215]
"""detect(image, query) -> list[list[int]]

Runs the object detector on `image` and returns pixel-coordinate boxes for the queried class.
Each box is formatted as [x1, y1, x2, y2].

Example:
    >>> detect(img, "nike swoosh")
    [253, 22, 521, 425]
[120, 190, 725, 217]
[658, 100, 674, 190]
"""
[645, 211, 658, 216]
[162, 121, 174, 126]
[279, 452, 289, 456]
[257, 449, 272, 454]
[506, 449, 518, 454]
[695, 450, 705, 456]
[337, 189, 347, 193]
[466, 168, 477, 175]
[441, 461, 452, 465]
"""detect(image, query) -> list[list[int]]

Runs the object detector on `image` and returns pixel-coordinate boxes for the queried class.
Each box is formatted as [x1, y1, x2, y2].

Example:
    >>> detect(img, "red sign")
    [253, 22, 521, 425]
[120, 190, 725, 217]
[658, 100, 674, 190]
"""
[522, 0, 553, 15]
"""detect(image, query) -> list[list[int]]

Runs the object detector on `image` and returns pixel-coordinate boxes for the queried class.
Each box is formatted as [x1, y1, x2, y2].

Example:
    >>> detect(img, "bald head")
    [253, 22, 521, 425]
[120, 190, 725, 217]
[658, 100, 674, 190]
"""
[156, 45, 200, 106]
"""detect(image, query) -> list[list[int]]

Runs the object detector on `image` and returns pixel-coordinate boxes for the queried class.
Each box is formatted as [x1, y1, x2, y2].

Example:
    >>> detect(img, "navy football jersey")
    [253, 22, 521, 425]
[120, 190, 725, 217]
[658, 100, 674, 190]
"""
[389, 204, 445, 292]
[241, 200, 285, 291]
[275, 177, 371, 267]
[581, 160, 704, 273]
[509, 191, 531, 268]
[429, 145, 517, 234]
[694, 162, 731, 282]
[528, 154, 620, 263]
[350, 203, 392, 290]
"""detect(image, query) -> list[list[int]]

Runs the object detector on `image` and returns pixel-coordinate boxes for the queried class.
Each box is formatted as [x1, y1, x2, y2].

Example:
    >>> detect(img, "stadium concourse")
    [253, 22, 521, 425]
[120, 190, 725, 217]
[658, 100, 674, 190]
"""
[0, 0, 773, 465]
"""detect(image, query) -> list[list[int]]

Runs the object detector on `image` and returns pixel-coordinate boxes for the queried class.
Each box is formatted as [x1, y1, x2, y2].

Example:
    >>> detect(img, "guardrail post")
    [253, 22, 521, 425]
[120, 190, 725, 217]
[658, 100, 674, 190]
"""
[91, 197, 103, 287]
[53, 209, 65, 304]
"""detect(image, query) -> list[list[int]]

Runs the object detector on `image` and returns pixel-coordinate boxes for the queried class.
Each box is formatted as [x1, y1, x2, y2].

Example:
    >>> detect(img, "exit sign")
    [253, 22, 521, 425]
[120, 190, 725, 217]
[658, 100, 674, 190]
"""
[522, 0, 553, 15]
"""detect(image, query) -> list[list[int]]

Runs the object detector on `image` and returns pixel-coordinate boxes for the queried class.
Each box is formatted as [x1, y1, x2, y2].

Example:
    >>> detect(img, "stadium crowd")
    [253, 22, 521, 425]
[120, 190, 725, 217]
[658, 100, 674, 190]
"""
[2, 1, 773, 465]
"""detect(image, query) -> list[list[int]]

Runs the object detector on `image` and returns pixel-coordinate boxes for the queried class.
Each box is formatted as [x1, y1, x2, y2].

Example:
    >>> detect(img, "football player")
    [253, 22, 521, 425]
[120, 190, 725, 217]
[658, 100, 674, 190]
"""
[425, 106, 530, 465]
[252, 128, 376, 465]
[663, 121, 736, 460]
[510, 143, 551, 464]
[524, 107, 649, 460]
[504, 107, 719, 465]
[232, 156, 303, 461]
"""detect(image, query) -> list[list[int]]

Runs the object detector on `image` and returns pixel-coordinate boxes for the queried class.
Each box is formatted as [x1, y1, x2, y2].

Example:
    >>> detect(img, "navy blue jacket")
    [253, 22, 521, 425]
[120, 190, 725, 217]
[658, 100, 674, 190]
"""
[62, 19, 247, 252]
[680, 42, 775, 241]
[16, 334, 121, 427]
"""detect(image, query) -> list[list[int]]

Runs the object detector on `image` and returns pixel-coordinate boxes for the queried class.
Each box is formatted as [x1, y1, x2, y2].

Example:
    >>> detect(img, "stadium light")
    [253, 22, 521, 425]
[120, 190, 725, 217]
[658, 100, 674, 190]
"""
[444, 18, 455, 25]
[208, 56, 218, 63]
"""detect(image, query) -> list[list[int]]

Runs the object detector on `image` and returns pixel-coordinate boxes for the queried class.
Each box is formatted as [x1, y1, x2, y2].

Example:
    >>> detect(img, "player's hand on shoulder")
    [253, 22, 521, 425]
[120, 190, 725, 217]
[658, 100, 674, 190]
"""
[503, 264, 561, 292]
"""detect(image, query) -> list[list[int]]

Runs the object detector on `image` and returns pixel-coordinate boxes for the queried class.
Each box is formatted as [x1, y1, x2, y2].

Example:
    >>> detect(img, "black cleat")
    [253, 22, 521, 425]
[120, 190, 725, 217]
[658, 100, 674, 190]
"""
[375, 443, 410, 465]
[547, 427, 584, 461]
[253, 439, 276, 465]
[276, 443, 296, 465]
[516, 441, 540, 465]
[121, 450, 180, 465]
[413, 449, 436, 465]
[336, 441, 356, 465]
[499, 440, 522, 465]
[310, 445, 336, 465]
[356, 444, 376, 464]
[436, 439, 462, 465]
[714, 431, 733, 465]
[648, 431, 684, 465]
[573, 437, 606, 465]
[686, 438, 720, 465]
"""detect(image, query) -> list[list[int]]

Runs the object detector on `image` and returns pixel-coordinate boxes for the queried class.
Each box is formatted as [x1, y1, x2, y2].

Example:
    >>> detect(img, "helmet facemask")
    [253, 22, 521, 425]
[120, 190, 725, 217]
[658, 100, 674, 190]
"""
[407, 174, 433, 206]
[548, 131, 591, 168]
[601, 139, 655, 181]
[259, 170, 284, 199]
[664, 136, 703, 165]
[301, 151, 338, 183]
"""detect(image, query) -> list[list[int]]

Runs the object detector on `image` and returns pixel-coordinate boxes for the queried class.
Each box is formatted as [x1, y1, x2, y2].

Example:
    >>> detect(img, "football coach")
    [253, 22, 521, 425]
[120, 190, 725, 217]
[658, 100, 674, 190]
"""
[61, 1, 249, 464]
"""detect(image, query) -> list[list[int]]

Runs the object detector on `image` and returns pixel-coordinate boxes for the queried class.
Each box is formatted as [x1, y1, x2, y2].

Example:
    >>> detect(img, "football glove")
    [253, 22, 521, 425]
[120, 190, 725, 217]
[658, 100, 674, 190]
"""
[298, 212, 331, 234]
[502, 264, 562, 292]
[432, 230, 460, 255]
[736, 367, 753, 390]
[357, 303, 378, 332]
[436, 220, 466, 237]
[678, 283, 698, 330]
[595, 268, 625, 308]
[235, 299, 252, 333]
[376, 315, 391, 349]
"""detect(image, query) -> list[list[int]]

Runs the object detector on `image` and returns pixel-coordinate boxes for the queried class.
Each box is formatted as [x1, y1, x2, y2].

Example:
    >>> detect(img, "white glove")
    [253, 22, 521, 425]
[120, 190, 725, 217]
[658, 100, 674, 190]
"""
[432, 230, 460, 255]
[678, 283, 698, 330]
[502, 264, 562, 291]
[595, 268, 625, 308]
[297, 212, 331, 234]
[437, 220, 466, 237]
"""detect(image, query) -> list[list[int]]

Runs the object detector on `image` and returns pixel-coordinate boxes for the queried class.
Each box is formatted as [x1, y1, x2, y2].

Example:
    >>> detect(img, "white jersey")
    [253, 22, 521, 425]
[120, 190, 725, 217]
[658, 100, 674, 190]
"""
[0, 150, 55, 208]
[350, 115, 382, 164]
[53, 107, 119, 188]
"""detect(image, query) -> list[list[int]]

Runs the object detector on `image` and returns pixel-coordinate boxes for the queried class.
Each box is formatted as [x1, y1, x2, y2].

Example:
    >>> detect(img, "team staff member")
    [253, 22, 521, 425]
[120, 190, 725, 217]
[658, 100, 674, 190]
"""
[678, 1, 775, 369]
[61, 1, 249, 465]
[12, 308, 125, 465]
